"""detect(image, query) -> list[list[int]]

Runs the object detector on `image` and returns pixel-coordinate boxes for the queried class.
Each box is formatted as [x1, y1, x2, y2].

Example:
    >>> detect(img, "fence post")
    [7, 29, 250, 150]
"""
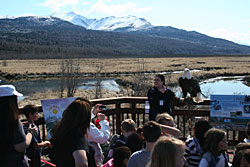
[131, 102, 136, 124]
[116, 102, 121, 134]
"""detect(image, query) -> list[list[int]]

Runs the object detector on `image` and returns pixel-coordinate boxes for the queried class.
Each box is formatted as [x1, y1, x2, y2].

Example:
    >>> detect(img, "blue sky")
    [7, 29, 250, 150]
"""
[1, 0, 250, 46]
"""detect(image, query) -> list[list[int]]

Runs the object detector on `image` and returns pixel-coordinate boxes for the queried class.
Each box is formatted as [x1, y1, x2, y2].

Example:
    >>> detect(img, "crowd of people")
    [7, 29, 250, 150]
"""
[1, 72, 250, 167]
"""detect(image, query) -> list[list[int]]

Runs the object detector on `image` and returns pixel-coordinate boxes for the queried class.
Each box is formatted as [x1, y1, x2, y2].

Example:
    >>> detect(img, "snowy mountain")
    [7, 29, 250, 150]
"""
[88, 15, 152, 31]
[0, 15, 16, 19]
[51, 12, 152, 31]
[51, 12, 96, 28]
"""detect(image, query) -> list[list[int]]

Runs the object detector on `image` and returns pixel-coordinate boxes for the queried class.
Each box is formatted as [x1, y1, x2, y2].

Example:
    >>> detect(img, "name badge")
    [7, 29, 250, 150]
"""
[159, 100, 164, 106]
[145, 101, 150, 114]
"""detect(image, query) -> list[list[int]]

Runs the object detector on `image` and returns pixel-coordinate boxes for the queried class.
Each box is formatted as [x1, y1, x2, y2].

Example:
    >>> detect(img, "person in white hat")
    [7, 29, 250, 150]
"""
[0, 85, 34, 167]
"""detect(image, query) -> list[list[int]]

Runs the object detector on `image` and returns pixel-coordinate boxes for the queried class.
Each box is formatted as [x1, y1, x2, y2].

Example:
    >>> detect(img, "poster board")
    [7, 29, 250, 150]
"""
[41, 97, 76, 139]
[210, 95, 250, 131]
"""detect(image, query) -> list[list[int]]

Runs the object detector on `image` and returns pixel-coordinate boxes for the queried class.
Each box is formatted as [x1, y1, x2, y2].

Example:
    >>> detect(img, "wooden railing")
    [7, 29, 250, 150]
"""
[20, 97, 245, 145]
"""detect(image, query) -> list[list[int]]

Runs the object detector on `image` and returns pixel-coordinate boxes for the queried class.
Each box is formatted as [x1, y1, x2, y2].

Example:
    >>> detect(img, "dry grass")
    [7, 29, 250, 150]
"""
[1, 56, 249, 74]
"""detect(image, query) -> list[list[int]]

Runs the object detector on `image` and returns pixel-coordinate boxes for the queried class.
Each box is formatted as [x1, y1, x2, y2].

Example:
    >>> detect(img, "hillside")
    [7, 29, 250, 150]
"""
[0, 16, 250, 59]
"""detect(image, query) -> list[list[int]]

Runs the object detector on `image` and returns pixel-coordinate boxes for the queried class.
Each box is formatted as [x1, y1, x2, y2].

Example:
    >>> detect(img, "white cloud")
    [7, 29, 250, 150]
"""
[205, 28, 250, 46]
[39, 0, 151, 17]
[86, 0, 151, 16]
[82, 2, 90, 5]
[72, 6, 82, 15]
[40, 0, 80, 12]
[134, 7, 152, 13]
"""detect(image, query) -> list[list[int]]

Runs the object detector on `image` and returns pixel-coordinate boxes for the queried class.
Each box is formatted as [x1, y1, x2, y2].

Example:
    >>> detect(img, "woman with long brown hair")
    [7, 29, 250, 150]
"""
[199, 128, 229, 167]
[0, 85, 33, 167]
[50, 98, 96, 167]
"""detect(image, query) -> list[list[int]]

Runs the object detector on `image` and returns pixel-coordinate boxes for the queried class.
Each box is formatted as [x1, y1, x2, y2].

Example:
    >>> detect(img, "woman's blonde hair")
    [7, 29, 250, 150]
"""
[155, 113, 175, 127]
[148, 136, 185, 167]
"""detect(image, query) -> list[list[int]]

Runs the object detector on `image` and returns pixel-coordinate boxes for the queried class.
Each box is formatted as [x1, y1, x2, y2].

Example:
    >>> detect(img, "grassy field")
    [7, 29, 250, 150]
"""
[1, 56, 250, 74]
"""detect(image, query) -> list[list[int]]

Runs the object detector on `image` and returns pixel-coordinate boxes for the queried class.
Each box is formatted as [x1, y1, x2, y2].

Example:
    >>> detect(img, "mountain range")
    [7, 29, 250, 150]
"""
[0, 12, 250, 59]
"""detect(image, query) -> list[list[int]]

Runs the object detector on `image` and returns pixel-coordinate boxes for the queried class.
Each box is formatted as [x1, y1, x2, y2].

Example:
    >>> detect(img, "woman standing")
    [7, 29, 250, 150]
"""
[50, 98, 96, 167]
[0, 85, 33, 167]
[147, 75, 184, 120]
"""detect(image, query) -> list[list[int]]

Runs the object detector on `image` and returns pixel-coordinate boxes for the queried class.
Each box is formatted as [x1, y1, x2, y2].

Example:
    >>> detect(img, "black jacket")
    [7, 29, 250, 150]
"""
[147, 87, 184, 120]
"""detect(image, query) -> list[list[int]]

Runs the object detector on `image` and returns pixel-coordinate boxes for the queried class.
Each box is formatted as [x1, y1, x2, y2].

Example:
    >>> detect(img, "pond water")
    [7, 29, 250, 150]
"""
[2, 75, 250, 101]
[3, 78, 120, 95]
[2, 78, 120, 101]
[200, 76, 250, 96]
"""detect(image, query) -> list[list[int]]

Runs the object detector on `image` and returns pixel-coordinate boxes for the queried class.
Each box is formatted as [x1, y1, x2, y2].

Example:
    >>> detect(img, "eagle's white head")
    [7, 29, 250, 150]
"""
[182, 68, 192, 79]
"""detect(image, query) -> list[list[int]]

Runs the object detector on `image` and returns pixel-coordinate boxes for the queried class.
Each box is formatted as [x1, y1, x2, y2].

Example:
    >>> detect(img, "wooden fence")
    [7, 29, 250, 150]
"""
[20, 97, 245, 145]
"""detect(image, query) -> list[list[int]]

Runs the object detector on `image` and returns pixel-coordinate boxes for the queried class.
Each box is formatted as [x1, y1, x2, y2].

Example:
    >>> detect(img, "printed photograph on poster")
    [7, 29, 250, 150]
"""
[41, 97, 76, 139]
[245, 96, 250, 102]
[244, 105, 250, 113]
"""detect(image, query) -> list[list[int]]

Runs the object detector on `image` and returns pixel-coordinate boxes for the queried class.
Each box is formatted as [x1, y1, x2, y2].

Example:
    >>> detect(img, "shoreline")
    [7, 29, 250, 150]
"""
[1, 67, 250, 81]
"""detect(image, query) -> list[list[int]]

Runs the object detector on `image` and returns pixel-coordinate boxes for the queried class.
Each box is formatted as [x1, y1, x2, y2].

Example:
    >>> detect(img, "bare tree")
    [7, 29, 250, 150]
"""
[133, 58, 149, 96]
[59, 59, 80, 97]
[59, 60, 66, 98]
[94, 63, 104, 99]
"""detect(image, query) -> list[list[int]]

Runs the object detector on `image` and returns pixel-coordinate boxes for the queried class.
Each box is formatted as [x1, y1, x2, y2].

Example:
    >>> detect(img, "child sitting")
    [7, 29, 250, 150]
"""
[108, 119, 136, 158]
[126, 133, 144, 154]
[147, 136, 185, 167]
[184, 119, 212, 167]
[128, 121, 162, 167]
[102, 146, 131, 167]
[232, 148, 250, 167]
[199, 128, 229, 167]
[155, 113, 175, 127]
[23, 105, 51, 167]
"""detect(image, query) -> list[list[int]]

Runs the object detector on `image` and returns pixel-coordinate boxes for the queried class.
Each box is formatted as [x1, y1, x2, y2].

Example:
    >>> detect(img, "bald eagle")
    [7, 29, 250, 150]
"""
[178, 68, 203, 102]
